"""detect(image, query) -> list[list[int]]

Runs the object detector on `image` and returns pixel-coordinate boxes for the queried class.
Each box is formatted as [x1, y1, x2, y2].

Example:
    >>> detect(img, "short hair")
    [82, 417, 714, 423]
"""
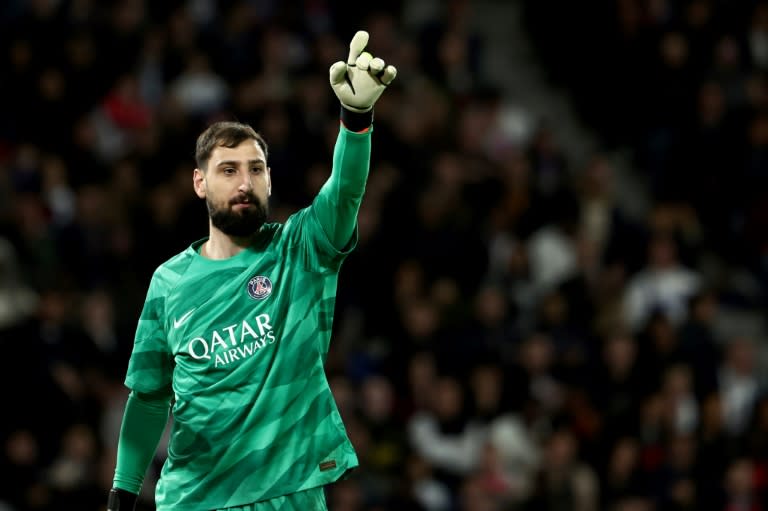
[195, 121, 268, 171]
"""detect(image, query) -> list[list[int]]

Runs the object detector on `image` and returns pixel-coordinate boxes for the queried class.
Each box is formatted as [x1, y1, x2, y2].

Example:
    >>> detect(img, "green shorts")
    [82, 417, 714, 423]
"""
[218, 487, 328, 511]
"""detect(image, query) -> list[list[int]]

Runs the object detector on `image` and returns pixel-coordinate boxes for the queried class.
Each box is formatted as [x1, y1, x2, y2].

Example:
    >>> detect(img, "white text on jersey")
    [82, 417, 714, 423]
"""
[185, 313, 276, 367]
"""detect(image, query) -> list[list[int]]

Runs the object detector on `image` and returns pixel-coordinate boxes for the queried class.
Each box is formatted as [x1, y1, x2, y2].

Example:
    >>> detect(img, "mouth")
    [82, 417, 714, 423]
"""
[231, 196, 256, 209]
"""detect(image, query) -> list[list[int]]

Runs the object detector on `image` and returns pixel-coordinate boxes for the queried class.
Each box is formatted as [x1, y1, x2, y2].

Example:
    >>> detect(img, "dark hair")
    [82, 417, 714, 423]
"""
[195, 121, 268, 170]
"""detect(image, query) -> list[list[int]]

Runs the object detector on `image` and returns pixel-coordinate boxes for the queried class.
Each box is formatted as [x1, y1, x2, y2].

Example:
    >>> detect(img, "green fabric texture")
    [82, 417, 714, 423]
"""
[314, 126, 371, 249]
[113, 391, 171, 494]
[217, 487, 327, 511]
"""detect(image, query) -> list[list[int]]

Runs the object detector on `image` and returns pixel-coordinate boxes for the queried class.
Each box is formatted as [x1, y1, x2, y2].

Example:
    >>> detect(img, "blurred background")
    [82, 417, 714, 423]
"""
[1, 0, 768, 510]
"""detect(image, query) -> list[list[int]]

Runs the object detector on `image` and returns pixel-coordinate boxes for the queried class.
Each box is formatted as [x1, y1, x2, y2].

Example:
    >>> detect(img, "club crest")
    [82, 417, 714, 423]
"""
[247, 275, 273, 300]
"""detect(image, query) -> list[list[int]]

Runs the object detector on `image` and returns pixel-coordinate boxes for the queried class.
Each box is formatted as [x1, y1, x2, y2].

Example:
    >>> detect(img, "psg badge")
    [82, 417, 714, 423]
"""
[247, 275, 273, 300]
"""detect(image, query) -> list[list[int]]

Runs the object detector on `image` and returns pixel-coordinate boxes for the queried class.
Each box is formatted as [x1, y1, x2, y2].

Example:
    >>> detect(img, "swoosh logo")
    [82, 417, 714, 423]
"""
[173, 308, 196, 329]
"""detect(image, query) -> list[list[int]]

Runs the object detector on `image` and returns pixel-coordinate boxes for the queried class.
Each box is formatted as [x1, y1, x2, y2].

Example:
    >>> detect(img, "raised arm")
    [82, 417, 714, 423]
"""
[311, 31, 397, 250]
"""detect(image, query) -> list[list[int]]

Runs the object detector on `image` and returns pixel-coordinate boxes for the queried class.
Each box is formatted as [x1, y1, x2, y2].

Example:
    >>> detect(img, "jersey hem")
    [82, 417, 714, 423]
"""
[155, 459, 359, 511]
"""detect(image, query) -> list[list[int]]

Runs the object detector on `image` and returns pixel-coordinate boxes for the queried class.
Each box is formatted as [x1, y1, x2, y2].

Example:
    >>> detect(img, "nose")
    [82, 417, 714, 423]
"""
[239, 172, 254, 192]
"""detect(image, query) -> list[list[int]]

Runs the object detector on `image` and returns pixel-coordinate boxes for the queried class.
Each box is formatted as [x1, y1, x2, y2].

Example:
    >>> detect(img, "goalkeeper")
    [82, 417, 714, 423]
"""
[106, 30, 396, 511]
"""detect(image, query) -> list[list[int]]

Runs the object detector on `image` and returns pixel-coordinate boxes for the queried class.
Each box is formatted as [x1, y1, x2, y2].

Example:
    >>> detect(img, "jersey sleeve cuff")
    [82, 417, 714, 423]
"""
[340, 106, 373, 133]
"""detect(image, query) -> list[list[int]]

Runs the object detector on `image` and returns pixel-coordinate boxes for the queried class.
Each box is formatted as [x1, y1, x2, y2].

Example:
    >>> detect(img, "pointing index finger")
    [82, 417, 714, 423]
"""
[347, 30, 369, 65]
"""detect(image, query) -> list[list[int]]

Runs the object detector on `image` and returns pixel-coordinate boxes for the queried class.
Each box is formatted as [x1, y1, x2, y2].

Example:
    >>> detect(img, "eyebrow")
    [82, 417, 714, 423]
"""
[215, 159, 266, 167]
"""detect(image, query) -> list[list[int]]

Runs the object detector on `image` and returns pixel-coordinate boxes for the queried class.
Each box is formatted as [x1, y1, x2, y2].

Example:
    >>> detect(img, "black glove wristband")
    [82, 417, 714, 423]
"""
[107, 488, 138, 511]
[340, 106, 373, 132]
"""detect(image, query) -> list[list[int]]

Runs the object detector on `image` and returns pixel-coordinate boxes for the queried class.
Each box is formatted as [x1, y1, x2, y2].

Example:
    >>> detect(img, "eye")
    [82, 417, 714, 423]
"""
[223, 167, 236, 175]
[250, 167, 263, 174]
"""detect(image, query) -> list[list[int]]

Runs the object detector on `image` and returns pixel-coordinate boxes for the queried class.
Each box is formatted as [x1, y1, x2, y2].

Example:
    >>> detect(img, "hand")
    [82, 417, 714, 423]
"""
[329, 30, 397, 113]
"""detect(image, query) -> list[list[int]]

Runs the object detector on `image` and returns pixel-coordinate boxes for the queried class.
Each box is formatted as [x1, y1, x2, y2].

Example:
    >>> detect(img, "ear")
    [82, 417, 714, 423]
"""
[193, 168, 206, 198]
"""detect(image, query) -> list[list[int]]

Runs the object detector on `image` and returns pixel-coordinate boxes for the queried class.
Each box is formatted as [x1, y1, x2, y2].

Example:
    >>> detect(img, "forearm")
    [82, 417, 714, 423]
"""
[113, 390, 171, 494]
[313, 107, 373, 249]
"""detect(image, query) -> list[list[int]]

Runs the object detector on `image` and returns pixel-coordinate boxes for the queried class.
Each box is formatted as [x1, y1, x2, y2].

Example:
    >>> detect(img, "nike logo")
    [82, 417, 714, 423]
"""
[173, 308, 196, 329]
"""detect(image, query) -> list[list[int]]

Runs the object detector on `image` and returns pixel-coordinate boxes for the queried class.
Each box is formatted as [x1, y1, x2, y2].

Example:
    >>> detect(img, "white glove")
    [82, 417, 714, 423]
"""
[329, 30, 397, 113]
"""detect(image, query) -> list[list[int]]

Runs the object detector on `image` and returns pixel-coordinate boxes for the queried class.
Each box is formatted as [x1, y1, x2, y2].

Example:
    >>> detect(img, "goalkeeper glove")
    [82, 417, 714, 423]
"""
[107, 488, 137, 511]
[329, 30, 397, 113]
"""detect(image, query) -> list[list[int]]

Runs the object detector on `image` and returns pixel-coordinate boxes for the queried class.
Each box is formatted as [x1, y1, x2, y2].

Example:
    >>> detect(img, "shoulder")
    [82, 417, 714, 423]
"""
[265, 213, 306, 241]
[149, 246, 197, 291]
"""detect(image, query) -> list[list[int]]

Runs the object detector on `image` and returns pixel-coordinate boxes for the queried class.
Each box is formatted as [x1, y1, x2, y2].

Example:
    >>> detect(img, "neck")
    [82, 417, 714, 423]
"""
[202, 225, 254, 259]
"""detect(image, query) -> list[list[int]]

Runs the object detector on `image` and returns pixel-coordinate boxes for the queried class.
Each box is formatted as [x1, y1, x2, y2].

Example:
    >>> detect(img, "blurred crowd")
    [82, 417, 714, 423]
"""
[1, 0, 767, 510]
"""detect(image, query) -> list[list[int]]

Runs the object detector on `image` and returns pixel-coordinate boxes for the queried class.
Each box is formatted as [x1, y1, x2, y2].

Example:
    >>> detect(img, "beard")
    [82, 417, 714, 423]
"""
[207, 192, 269, 237]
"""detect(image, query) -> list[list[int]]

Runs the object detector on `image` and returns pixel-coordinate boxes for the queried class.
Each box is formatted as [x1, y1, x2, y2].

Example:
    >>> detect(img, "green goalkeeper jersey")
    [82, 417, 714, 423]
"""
[125, 128, 367, 510]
